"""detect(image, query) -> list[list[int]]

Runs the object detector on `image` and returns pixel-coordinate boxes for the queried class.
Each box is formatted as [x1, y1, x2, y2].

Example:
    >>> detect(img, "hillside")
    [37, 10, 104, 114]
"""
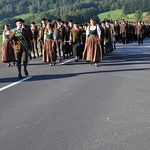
[0, 0, 150, 22]
[0, 0, 150, 31]
[98, 10, 148, 22]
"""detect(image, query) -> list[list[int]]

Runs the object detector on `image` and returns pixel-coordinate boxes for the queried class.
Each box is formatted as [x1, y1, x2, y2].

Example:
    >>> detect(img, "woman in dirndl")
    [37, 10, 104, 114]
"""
[1, 24, 16, 67]
[82, 18, 102, 67]
[43, 23, 57, 66]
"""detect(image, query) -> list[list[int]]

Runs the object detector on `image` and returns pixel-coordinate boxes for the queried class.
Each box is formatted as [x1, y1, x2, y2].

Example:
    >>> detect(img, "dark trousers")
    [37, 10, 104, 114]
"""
[121, 32, 126, 44]
[14, 50, 28, 76]
[72, 43, 81, 59]
[137, 34, 143, 44]
[55, 39, 64, 61]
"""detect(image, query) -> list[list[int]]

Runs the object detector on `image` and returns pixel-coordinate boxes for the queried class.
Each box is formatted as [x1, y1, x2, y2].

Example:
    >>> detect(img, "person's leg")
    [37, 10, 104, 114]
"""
[22, 50, 29, 76]
[35, 41, 39, 57]
[14, 50, 22, 79]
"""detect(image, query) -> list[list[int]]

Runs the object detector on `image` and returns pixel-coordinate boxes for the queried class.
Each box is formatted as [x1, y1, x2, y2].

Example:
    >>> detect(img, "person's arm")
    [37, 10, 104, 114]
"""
[2, 31, 5, 41]
[86, 26, 90, 39]
[53, 30, 56, 40]
[97, 25, 101, 39]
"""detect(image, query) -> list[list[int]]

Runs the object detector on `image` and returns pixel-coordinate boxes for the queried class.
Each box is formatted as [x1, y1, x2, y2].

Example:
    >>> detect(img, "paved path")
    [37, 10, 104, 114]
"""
[0, 39, 150, 150]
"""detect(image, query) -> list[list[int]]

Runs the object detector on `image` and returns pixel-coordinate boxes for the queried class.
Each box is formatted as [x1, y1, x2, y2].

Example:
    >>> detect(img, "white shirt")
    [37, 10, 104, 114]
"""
[86, 25, 101, 36]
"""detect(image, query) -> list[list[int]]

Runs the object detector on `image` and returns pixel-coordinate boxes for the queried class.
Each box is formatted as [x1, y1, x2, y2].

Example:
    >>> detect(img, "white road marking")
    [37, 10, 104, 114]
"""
[58, 58, 75, 65]
[0, 76, 33, 92]
[0, 58, 75, 92]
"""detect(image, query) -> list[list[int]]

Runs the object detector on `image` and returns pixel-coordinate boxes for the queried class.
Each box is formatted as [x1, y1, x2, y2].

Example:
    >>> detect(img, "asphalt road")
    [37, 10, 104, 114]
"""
[0, 39, 150, 150]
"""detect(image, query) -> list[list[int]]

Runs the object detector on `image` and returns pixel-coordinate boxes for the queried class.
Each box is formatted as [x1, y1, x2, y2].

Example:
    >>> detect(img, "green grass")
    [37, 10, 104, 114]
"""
[98, 9, 148, 22]
[14, 13, 35, 20]
[98, 9, 123, 21]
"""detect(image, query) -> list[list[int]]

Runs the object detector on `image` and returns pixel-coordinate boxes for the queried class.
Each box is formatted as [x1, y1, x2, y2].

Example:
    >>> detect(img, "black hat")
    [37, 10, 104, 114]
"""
[31, 22, 36, 24]
[21, 19, 25, 23]
[73, 21, 78, 24]
[56, 18, 61, 22]
[102, 20, 106, 23]
[15, 18, 24, 23]
[48, 19, 52, 22]
[41, 18, 46, 21]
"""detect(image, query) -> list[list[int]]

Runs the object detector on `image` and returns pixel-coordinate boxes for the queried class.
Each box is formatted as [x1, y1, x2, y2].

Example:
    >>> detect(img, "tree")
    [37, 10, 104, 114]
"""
[107, 13, 111, 19]
[134, 10, 143, 21]
[121, 6, 126, 17]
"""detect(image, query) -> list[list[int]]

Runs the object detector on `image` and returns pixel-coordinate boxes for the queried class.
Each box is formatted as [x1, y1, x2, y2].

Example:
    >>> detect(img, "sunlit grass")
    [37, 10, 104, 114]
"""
[98, 9, 148, 22]
[14, 13, 35, 19]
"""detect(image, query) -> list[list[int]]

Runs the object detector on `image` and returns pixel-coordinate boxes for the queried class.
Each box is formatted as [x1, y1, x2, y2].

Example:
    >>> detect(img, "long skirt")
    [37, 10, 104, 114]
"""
[1, 40, 16, 63]
[43, 39, 57, 63]
[82, 36, 102, 62]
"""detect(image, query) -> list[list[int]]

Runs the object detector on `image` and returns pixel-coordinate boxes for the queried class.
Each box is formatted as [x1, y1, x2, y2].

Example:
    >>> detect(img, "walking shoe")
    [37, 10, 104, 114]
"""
[18, 74, 23, 79]
[95, 63, 98, 67]
[24, 70, 29, 76]
[7, 63, 11, 67]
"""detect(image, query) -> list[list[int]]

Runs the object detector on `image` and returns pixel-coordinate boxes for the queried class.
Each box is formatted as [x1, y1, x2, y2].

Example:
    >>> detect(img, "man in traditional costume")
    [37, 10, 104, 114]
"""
[30, 22, 39, 58]
[70, 21, 83, 62]
[55, 18, 65, 61]
[10, 18, 31, 79]
[38, 18, 47, 57]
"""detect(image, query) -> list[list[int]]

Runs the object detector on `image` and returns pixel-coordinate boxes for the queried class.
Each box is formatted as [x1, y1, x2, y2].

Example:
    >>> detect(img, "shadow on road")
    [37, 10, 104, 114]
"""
[0, 51, 150, 83]
[0, 67, 150, 83]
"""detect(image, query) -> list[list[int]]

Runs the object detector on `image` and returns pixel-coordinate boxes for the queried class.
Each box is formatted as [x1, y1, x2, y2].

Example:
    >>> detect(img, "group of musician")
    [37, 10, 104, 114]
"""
[1, 17, 150, 78]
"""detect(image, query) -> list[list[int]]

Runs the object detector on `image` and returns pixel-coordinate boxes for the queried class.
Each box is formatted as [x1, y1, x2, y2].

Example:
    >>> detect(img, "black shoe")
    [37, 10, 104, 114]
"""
[7, 63, 11, 67]
[24, 70, 29, 76]
[33, 56, 36, 59]
[29, 55, 32, 60]
[18, 74, 23, 79]
[75, 59, 78, 62]
[37, 53, 39, 57]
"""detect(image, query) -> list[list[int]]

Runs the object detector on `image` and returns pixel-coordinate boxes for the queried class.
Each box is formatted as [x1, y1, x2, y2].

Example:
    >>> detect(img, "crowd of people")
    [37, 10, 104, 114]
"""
[1, 17, 150, 79]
